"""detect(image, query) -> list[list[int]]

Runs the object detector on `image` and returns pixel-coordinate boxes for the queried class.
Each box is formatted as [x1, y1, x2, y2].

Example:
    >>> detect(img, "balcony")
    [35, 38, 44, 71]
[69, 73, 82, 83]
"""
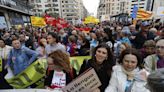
[0, 0, 33, 15]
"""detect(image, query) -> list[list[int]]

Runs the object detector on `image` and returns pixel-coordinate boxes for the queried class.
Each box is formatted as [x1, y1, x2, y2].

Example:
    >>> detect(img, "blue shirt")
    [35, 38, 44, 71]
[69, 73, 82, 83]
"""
[7, 46, 39, 75]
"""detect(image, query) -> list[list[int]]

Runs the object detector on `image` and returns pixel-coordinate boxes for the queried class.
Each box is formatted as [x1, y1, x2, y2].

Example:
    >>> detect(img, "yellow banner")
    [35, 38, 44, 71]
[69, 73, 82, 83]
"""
[83, 16, 99, 24]
[70, 56, 91, 73]
[30, 16, 46, 27]
[6, 59, 47, 89]
[5, 56, 91, 88]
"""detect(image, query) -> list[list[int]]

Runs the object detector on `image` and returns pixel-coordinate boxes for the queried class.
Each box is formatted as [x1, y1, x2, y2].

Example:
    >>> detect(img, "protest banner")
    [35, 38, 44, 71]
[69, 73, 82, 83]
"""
[62, 68, 101, 92]
[157, 7, 164, 16]
[5, 59, 47, 89]
[0, 58, 2, 72]
[30, 16, 46, 27]
[70, 56, 91, 73]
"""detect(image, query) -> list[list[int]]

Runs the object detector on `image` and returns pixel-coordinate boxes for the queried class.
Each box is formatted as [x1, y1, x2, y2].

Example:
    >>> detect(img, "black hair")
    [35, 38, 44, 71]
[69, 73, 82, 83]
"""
[48, 32, 59, 43]
[92, 43, 115, 66]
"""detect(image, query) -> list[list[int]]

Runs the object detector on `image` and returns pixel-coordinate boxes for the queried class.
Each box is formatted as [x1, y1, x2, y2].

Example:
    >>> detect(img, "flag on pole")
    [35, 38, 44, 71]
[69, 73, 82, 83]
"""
[137, 9, 153, 20]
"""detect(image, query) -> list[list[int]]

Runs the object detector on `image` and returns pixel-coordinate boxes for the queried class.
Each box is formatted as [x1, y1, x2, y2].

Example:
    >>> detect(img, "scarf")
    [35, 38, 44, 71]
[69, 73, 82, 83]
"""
[121, 66, 135, 81]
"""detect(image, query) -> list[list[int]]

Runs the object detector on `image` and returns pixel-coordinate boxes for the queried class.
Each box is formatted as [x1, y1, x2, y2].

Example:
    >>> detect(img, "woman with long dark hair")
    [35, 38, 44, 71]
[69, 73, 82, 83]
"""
[79, 43, 115, 92]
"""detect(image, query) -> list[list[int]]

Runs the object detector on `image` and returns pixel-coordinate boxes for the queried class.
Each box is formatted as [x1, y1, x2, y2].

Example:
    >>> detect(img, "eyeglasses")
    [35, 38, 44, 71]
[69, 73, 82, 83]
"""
[155, 46, 164, 49]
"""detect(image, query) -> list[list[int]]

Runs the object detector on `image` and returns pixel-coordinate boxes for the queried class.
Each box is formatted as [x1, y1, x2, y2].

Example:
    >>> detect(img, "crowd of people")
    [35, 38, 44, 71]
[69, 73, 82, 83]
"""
[0, 20, 164, 92]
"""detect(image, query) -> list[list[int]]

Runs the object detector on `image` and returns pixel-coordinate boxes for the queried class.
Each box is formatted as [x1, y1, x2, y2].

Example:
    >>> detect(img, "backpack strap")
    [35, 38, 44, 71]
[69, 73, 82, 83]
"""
[151, 55, 156, 71]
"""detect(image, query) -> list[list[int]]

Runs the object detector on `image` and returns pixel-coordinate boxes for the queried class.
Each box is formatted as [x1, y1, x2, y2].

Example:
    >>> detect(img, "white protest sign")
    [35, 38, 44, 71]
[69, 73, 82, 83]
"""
[62, 68, 101, 92]
[157, 7, 164, 16]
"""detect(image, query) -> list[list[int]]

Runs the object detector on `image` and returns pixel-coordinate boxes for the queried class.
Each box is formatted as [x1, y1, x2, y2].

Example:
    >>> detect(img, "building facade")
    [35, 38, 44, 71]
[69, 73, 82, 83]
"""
[152, 0, 164, 19]
[29, 0, 88, 24]
[0, 0, 33, 29]
[97, 0, 150, 21]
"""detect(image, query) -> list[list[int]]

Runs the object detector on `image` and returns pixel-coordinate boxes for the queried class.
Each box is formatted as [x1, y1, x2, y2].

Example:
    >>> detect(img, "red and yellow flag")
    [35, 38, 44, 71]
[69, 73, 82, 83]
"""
[137, 9, 153, 20]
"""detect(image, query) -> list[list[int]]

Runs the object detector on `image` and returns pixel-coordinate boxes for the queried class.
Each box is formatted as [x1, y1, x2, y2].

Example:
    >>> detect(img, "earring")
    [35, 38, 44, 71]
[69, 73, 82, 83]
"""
[106, 57, 108, 60]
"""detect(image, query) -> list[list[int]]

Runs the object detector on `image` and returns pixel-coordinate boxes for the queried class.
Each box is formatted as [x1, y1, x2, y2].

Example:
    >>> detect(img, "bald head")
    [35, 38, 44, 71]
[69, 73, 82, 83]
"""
[156, 39, 164, 58]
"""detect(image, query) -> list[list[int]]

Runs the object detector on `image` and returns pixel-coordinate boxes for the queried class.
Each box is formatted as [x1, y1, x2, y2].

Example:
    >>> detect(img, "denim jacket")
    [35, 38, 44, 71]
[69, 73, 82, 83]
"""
[7, 46, 39, 75]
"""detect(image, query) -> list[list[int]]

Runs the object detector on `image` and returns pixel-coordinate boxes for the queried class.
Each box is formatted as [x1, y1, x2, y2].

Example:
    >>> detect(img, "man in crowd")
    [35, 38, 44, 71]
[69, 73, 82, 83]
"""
[132, 21, 155, 49]
[45, 32, 66, 55]
[7, 39, 39, 75]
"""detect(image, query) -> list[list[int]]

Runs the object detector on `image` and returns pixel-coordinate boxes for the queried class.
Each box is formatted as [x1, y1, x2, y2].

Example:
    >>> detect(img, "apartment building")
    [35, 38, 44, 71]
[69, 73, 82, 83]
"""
[0, 0, 33, 29]
[29, 0, 88, 24]
[97, 0, 130, 21]
[97, 0, 150, 21]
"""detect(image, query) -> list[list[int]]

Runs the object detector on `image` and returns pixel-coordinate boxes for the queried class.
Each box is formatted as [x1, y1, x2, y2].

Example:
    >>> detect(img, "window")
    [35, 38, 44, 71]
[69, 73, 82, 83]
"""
[38, 9, 42, 12]
[36, 0, 41, 3]
[31, 0, 34, 3]
[53, 4, 58, 7]
[53, 0, 57, 2]
[65, 1, 68, 3]
[54, 9, 59, 11]
[112, 11, 114, 14]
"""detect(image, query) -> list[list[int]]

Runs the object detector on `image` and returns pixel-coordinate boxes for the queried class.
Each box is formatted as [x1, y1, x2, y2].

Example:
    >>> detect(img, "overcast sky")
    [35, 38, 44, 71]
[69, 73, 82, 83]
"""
[82, 0, 99, 17]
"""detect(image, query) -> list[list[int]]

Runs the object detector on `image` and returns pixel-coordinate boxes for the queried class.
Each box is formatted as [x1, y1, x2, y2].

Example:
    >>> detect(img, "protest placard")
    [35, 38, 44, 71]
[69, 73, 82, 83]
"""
[62, 68, 101, 92]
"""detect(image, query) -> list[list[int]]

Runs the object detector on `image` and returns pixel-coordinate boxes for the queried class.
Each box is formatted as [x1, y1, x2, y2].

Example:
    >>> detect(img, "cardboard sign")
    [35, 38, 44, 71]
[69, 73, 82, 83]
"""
[0, 89, 62, 92]
[62, 68, 101, 92]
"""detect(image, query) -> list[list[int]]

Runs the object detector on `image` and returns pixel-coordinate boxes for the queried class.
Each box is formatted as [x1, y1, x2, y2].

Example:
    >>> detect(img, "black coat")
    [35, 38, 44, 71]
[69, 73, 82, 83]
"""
[0, 59, 13, 89]
[79, 59, 114, 92]
[133, 31, 155, 49]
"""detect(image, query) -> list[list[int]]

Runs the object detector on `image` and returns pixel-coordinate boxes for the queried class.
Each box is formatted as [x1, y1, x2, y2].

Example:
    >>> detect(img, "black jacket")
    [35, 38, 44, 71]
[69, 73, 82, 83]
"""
[133, 31, 155, 49]
[79, 59, 114, 92]
[0, 59, 13, 89]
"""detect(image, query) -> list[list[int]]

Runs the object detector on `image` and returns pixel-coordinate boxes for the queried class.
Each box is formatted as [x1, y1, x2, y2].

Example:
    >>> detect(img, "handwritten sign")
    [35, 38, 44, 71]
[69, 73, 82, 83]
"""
[0, 89, 62, 92]
[62, 68, 101, 92]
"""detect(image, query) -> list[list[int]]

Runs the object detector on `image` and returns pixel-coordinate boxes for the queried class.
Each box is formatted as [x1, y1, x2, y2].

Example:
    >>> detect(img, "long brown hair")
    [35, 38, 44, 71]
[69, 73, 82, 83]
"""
[48, 50, 71, 73]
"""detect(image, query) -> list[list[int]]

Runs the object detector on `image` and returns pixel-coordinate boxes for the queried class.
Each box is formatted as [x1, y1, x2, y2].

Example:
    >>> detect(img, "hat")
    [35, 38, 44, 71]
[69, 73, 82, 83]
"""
[121, 26, 131, 35]
[142, 21, 150, 27]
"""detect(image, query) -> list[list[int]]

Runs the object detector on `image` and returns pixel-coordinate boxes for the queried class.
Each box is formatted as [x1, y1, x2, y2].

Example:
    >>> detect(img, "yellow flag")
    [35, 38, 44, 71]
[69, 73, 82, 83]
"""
[30, 16, 46, 27]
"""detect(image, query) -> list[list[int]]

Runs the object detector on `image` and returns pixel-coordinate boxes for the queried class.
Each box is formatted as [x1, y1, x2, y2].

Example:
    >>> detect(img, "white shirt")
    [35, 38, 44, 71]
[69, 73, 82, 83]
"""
[45, 43, 66, 55]
[51, 71, 66, 89]
[0, 45, 12, 60]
